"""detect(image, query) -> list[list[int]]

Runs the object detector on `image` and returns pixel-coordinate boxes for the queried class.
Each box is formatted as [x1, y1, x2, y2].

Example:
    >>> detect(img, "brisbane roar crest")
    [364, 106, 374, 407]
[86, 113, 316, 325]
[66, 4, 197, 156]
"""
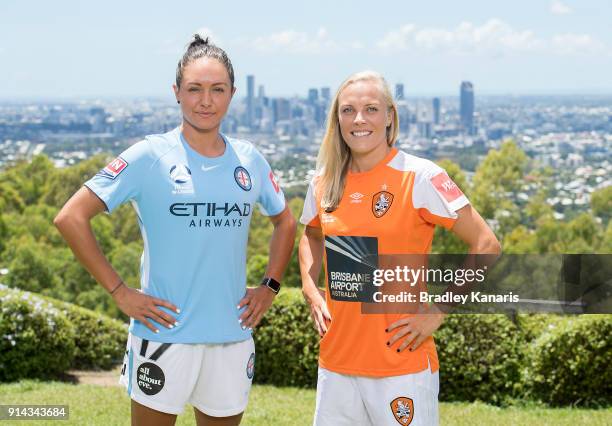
[372, 191, 394, 218]
[390, 396, 414, 425]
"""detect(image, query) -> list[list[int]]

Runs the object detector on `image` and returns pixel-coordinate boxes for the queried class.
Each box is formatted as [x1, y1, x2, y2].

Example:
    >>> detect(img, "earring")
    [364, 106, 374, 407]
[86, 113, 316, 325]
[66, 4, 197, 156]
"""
[177, 100, 180, 104]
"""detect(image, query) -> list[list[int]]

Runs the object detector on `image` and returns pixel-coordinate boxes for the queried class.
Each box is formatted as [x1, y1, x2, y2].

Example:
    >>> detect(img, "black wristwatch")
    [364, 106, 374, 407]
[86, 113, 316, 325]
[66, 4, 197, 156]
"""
[260, 277, 281, 294]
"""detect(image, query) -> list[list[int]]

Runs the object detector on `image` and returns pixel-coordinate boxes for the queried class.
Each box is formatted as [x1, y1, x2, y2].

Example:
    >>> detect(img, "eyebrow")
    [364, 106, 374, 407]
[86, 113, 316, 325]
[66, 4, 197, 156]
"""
[186, 81, 229, 87]
[339, 102, 382, 107]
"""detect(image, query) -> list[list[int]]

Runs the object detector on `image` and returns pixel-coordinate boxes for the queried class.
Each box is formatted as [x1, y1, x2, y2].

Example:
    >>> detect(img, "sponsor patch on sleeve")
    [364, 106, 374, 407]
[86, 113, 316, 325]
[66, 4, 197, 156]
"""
[431, 172, 463, 203]
[96, 157, 128, 180]
[269, 170, 280, 193]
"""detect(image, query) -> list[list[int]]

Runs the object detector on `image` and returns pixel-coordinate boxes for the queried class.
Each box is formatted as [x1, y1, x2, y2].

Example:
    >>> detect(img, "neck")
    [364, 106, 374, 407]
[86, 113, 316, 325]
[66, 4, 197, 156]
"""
[181, 121, 225, 157]
[350, 145, 392, 173]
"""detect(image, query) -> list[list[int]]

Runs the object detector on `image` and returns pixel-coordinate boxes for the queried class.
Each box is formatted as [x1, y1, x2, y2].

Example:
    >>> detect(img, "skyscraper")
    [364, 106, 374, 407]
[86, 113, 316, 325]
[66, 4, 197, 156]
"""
[321, 87, 331, 101]
[308, 88, 319, 105]
[395, 83, 404, 101]
[460, 81, 474, 135]
[246, 75, 255, 128]
[432, 97, 440, 125]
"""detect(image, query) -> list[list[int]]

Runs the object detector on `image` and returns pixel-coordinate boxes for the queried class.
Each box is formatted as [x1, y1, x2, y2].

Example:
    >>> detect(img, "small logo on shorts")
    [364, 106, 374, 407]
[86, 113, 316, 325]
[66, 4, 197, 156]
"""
[246, 352, 255, 379]
[137, 362, 165, 395]
[234, 166, 252, 191]
[372, 191, 394, 218]
[390, 397, 414, 425]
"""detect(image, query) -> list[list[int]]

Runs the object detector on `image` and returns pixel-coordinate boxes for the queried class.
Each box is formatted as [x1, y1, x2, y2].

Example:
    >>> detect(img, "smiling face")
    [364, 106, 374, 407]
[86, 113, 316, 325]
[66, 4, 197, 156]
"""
[173, 57, 235, 133]
[337, 79, 392, 158]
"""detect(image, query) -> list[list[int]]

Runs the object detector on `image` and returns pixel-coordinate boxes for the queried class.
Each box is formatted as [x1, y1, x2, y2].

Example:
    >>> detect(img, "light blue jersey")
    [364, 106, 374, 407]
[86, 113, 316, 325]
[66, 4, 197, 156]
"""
[85, 128, 286, 343]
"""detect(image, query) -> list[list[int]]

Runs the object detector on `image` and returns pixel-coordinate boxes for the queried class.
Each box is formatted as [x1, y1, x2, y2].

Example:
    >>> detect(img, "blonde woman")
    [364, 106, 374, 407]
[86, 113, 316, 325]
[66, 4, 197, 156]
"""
[299, 71, 500, 425]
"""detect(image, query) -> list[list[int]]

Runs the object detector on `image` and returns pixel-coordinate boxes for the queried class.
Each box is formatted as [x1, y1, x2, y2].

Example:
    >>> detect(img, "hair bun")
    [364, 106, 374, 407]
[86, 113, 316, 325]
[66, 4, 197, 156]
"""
[191, 34, 210, 47]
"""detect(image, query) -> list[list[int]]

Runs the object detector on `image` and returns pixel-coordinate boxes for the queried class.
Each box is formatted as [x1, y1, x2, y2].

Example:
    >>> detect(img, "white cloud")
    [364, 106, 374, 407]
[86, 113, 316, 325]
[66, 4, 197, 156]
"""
[551, 33, 606, 54]
[245, 27, 362, 54]
[377, 19, 607, 57]
[378, 19, 544, 56]
[550, 1, 572, 15]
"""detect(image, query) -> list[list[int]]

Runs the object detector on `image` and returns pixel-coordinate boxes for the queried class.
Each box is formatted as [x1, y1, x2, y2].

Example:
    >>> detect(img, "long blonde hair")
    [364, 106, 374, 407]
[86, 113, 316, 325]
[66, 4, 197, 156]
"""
[316, 71, 399, 212]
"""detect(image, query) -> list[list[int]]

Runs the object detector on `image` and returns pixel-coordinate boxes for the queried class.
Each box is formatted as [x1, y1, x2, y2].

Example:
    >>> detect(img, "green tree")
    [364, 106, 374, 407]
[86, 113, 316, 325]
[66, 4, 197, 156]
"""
[590, 186, 611, 225]
[471, 140, 527, 220]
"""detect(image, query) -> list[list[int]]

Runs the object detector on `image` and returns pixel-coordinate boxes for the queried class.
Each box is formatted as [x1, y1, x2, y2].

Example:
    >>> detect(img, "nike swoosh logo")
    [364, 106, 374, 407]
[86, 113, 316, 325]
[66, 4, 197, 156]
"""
[201, 165, 220, 172]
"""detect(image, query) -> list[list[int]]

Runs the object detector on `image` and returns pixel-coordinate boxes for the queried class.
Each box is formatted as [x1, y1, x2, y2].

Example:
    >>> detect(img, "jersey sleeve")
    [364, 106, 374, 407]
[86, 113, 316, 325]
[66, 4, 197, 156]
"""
[254, 151, 286, 216]
[413, 164, 470, 229]
[83, 140, 152, 213]
[299, 178, 321, 227]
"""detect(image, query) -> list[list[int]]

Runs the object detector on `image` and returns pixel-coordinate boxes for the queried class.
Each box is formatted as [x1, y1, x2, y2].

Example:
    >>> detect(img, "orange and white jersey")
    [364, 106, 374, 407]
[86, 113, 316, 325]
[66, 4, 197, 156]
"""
[300, 148, 469, 377]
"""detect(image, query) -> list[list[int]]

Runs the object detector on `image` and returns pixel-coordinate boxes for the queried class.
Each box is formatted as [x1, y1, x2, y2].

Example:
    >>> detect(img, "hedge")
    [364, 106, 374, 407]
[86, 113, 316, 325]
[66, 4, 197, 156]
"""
[435, 314, 525, 405]
[48, 298, 127, 370]
[0, 286, 75, 381]
[0, 285, 127, 381]
[253, 289, 319, 387]
[525, 314, 612, 407]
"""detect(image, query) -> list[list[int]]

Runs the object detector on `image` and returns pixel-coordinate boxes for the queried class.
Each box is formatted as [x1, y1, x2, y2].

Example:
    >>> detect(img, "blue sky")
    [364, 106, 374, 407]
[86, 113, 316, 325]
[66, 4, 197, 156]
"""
[1, 0, 611, 99]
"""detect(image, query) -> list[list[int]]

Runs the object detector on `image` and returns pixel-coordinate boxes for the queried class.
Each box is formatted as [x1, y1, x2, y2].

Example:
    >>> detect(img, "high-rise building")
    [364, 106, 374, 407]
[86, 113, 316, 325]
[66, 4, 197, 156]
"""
[460, 81, 474, 135]
[395, 83, 404, 100]
[432, 97, 440, 125]
[321, 87, 331, 101]
[308, 88, 319, 104]
[246, 75, 255, 127]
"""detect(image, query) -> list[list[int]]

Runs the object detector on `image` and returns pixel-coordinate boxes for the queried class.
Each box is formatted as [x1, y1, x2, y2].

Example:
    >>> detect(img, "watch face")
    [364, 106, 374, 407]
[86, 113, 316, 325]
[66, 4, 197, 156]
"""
[263, 278, 280, 293]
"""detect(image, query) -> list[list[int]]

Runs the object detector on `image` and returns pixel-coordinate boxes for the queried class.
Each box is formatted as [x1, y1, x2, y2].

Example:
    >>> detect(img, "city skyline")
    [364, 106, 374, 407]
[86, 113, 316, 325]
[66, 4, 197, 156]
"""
[1, 1, 612, 99]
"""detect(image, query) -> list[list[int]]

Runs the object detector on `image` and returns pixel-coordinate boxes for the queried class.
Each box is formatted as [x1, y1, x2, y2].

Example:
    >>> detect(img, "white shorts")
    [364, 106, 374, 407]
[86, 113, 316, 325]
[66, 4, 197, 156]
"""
[119, 333, 255, 416]
[314, 366, 439, 426]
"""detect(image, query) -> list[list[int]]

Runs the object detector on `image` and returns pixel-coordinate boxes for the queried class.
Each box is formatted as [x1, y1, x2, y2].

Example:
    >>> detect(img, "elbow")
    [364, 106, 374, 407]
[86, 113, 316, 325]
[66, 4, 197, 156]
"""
[53, 210, 69, 232]
[478, 234, 502, 255]
[284, 213, 298, 239]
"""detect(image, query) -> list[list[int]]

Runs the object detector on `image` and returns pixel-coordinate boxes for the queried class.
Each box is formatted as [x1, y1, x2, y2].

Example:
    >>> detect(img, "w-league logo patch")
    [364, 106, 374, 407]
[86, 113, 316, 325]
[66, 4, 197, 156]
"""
[97, 157, 128, 179]
[246, 352, 255, 379]
[431, 172, 463, 203]
[390, 396, 414, 425]
[234, 166, 252, 191]
[372, 191, 394, 218]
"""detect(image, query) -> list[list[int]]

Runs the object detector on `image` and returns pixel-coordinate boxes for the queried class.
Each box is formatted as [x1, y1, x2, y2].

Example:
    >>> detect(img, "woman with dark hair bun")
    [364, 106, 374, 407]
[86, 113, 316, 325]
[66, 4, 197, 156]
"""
[54, 34, 296, 425]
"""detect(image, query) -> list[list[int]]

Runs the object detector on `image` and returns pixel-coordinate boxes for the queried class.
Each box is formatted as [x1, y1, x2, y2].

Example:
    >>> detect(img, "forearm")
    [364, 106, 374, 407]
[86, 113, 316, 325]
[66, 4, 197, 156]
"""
[264, 212, 297, 282]
[299, 232, 324, 302]
[54, 214, 121, 292]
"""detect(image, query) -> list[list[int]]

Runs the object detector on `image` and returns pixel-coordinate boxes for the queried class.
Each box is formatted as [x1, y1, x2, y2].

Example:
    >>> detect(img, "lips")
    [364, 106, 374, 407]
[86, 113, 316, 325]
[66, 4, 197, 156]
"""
[196, 112, 215, 118]
[351, 130, 373, 137]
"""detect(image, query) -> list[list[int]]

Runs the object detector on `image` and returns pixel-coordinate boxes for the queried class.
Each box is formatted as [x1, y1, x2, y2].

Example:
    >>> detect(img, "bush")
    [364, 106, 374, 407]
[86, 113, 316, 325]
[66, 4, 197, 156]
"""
[0, 285, 127, 381]
[48, 298, 127, 370]
[525, 314, 612, 407]
[253, 289, 319, 387]
[0, 286, 75, 381]
[434, 314, 525, 405]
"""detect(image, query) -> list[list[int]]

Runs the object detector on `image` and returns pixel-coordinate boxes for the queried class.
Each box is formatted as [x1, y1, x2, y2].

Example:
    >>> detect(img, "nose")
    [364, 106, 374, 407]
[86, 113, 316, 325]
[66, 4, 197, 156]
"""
[200, 90, 212, 107]
[353, 111, 366, 125]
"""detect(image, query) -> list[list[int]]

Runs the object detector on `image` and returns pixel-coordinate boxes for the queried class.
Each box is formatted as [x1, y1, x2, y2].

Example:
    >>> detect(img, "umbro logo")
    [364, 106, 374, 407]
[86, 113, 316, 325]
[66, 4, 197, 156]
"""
[349, 192, 364, 203]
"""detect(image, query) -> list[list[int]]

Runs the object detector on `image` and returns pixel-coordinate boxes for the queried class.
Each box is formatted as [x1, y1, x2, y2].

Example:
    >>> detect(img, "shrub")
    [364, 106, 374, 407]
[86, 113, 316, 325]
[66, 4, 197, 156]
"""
[0, 286, 75, 381]
[48, 298, 127, 370]
[253, 289, 319, 387]
[525, 314, 612, 407]
[434, 314, 525, 405]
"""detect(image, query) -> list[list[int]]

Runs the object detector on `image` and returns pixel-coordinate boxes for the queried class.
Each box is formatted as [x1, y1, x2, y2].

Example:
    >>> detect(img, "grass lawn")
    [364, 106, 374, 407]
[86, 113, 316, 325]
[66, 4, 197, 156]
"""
[0, 380, 610, 425]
